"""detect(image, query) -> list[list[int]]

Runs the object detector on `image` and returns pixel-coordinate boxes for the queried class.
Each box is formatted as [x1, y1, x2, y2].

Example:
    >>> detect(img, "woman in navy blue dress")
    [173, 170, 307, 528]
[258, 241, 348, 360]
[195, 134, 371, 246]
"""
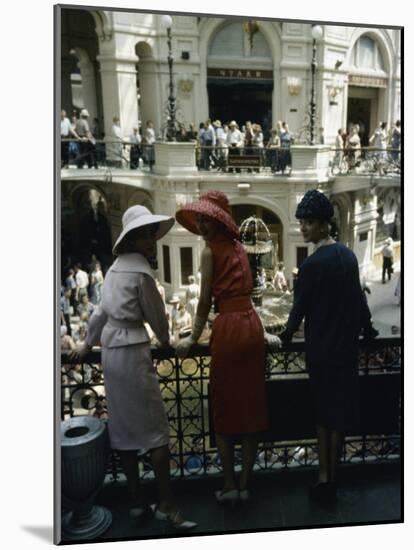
[280, 189, 378, 504]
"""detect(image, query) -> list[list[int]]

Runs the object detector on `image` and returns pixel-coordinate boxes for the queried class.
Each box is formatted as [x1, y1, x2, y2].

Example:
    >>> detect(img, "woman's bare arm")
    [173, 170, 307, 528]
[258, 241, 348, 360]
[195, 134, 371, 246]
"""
[190, 245, 213, 342]
[175, 245, 213, 357]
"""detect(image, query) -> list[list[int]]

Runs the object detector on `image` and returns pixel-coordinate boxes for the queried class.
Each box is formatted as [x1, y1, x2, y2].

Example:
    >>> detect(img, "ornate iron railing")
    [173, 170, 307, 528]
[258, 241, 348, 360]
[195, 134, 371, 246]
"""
[195, 145, 291, 174]
[60, 337, 401, 480]
[329, 147, 401, 176]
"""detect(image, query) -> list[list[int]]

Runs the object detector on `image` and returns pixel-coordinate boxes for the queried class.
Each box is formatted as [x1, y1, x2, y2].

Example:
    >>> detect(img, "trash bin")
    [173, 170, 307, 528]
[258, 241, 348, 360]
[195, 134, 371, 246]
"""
[61, 416, 112, 540]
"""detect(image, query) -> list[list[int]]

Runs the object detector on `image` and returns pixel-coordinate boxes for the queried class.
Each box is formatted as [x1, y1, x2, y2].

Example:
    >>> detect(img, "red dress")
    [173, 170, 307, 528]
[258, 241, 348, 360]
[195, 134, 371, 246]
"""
[209, 234, 269, 434]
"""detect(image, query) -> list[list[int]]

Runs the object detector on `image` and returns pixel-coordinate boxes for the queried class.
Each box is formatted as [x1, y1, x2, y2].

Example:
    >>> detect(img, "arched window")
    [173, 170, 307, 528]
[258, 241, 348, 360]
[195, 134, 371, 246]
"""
[209, 21, 271, 59]
[351, 35, 385, 72]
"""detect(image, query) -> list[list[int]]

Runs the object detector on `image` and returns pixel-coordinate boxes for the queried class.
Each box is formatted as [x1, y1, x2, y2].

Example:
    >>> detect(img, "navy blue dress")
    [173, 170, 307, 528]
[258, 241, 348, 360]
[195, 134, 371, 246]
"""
[281, 242, 373, 432]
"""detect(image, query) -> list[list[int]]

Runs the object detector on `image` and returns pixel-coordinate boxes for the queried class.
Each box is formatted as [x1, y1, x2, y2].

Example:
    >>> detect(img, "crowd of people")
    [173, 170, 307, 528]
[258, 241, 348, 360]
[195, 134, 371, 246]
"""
[332, 120, 401, 175]
[60, 257, 104, 339]
[61, 108, 297, 173]
[61, 258, 205, 347]
[60, 108, 157, 170]
[62, 108, 401, 178]
[193, 118, 295, 173]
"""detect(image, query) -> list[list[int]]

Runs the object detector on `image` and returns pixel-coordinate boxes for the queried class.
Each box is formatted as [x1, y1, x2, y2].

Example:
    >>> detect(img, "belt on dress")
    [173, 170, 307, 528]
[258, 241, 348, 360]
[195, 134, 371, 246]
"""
[216, 295, 252, 314]
[107, 318, 143, 329]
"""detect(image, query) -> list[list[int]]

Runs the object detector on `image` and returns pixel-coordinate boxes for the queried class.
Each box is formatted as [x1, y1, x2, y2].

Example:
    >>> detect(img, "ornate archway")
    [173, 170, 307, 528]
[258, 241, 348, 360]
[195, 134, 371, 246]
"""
[61, 7, 102, 124]
[346, 29, 394, 145]
[206, 20, 274, 135]
[62, 184, 113, 272]
[376, 188, 401, 243]
[198, 18, 282, 128]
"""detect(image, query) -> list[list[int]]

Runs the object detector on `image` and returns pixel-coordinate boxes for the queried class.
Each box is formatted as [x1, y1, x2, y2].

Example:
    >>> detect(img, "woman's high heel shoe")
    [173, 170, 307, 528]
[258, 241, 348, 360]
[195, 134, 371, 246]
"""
[215, 489, 239, 504]
[150, 504, 197, 531]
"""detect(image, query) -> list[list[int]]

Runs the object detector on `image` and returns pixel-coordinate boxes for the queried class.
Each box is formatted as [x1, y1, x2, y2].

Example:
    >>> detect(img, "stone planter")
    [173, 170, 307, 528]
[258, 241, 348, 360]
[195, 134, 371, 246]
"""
[290, 145, 331, 181]
[153, 141, 198, 175]
[61, 416, 112, 541]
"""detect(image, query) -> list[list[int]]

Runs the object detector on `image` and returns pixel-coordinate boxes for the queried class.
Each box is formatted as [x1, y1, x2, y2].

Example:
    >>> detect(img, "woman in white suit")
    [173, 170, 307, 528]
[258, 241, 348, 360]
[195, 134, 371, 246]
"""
[71, 205, 196, 530]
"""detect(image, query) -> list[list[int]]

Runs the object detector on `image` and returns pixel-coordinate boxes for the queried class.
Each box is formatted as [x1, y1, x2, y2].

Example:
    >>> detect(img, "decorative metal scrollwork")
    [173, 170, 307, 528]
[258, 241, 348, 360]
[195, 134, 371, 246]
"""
[61, 338, 400, 479]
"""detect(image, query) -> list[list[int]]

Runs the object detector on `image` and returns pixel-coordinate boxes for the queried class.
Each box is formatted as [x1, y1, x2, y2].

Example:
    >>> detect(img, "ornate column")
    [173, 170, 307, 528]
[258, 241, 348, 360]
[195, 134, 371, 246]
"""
[351, 191, 379, 278]
[61, 57, 74, 112]
[78, 58, 98, 121]
[139, 58, 163, 132]
[97, 52, 139, 159]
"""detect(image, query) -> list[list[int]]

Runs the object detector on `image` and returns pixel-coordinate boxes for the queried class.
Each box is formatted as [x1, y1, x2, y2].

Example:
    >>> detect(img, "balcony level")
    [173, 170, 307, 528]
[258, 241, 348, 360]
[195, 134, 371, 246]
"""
[60, 337, 401, 543]
[60, 140, 400, 192]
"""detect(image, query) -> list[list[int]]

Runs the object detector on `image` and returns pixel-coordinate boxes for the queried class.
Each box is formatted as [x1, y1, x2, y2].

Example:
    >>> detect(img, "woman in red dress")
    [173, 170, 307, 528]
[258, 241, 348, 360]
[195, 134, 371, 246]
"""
[176, 190, 280, 503]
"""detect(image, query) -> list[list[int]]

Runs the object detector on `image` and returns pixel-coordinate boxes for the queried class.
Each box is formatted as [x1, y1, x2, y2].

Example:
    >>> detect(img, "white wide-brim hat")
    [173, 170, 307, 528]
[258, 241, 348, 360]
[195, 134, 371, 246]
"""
[80, 108, 90, 117]
[113, 205, 175, 255]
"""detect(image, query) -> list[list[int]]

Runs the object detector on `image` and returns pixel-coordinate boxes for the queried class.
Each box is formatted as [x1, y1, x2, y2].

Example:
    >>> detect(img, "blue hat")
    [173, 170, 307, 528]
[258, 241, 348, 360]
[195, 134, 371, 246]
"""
[295, 189, 334, 221]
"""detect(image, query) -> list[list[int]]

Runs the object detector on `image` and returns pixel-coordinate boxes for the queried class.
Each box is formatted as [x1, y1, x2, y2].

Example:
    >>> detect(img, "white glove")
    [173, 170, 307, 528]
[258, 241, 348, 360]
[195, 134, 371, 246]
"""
[175, 336, 195, 358]
[264, 332, 282, 352]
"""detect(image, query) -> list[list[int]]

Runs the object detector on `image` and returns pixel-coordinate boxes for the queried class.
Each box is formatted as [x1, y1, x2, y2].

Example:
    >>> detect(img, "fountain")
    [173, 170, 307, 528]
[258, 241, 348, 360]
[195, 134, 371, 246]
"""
[240, 216, 292, 333]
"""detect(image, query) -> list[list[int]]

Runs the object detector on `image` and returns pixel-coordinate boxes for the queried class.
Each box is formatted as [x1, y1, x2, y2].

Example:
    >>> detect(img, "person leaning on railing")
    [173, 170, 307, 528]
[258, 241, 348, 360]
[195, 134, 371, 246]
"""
[69, 205, 197, 531]
[266, 128, 281, 173]
[279, 122, 293, 174]
[142, 120, 155, 170]
[279, 189, 379, 506]
[175, 190, 281, 505]
[61, 109, 80, 168]
[389, 120, 401, 163]
[213, 120, 228, 169]
[226, 121, 244, 173]
[252, 124, 264, 172]
[128, 127, 142, 169]
[74, 109, 98, 169]
[332, 129, 345, 173]
[202, 119, 216, 170]
[346, 125, 361, 170]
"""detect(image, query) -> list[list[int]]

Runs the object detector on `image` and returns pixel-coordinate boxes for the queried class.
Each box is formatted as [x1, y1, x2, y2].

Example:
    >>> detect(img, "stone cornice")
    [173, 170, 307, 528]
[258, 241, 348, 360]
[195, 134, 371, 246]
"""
[97, 53, 139, 65]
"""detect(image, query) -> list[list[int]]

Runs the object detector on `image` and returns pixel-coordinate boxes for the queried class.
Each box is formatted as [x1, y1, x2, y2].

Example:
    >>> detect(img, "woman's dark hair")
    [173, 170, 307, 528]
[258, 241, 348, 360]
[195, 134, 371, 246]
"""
[115, 223, 160, 255]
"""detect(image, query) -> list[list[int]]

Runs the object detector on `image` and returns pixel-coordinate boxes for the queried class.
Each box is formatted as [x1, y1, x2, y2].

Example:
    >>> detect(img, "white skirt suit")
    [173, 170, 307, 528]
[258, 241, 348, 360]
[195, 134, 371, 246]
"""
[86, 253, 170, 451]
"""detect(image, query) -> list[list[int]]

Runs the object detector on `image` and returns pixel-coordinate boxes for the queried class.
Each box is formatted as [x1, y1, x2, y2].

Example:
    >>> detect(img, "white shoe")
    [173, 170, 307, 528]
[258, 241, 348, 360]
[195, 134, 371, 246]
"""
[214, 489, 239, 504]
[150, 504, 197, 531]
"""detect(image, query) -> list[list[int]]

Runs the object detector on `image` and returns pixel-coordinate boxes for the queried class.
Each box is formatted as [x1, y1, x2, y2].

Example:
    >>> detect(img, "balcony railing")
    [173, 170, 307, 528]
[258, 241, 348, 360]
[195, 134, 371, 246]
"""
[60, 138, 155, 171]
[61, 337, 401, 481]
[329, 147, 401, 176]
[61, 140, 401, 180]
[195, 145, 293, 174]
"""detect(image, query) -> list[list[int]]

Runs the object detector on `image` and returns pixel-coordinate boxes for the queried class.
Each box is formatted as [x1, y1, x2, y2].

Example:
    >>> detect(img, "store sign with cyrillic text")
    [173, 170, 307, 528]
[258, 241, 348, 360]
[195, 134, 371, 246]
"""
[208, 68, 273, 80]
[349, 74, 387, 88]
